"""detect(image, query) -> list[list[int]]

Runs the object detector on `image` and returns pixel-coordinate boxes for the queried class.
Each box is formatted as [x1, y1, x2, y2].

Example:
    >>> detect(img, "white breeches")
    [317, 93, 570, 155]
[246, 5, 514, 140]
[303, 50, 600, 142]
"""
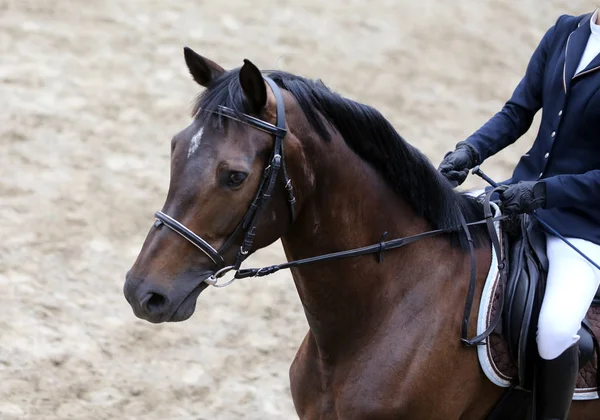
[537, 234, 600, 360]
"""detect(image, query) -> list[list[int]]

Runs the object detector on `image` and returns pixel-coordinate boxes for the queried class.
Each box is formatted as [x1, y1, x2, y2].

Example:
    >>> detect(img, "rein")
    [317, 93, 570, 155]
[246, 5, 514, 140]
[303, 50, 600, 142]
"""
[233, 191, 507, 347]
[234, 217, 503, 279]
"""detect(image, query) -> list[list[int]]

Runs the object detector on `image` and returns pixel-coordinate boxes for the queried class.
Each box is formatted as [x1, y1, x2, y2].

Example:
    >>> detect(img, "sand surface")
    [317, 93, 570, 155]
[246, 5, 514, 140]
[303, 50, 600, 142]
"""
[0, 1, 592, 418]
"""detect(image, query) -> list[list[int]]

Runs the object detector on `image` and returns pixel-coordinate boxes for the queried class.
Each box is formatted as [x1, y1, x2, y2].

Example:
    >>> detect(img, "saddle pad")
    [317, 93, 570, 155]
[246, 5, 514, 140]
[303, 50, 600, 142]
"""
[477, 204, 600, 400]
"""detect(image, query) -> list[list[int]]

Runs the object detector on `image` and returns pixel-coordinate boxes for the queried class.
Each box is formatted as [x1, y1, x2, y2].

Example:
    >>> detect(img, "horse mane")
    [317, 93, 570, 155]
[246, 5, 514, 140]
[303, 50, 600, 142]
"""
[192, 69, 487, 250]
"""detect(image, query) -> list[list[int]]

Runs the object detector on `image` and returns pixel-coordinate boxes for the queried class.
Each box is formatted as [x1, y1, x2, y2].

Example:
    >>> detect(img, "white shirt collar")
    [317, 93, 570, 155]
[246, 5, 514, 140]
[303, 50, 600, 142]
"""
[590, 9, 600, 36]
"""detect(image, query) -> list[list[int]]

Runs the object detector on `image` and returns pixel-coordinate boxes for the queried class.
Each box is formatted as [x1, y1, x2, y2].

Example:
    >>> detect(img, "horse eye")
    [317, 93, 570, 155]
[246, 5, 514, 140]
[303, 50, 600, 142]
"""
[227, 171, 248, 188]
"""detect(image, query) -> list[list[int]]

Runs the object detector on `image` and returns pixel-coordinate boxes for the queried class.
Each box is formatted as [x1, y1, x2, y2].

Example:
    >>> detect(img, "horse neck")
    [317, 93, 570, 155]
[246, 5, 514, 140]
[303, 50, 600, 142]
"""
[281, 130, 470, 356]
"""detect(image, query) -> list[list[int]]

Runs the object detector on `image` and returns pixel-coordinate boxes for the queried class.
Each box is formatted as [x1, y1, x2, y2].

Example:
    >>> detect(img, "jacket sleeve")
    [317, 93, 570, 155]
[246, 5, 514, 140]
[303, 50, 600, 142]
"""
[544, 170, 600, 208]
[465, 17, 564, 162]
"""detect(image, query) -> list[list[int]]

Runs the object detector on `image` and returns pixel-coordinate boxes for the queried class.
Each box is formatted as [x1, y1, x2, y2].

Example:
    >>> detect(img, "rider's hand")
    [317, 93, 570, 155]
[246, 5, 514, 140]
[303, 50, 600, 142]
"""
[500, 181, 547, 214]
[438, 141, 481, 187]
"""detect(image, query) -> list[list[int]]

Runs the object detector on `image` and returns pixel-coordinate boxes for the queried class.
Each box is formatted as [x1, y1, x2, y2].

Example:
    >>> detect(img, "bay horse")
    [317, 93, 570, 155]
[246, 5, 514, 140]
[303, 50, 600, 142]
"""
[123, 48, 600, 419]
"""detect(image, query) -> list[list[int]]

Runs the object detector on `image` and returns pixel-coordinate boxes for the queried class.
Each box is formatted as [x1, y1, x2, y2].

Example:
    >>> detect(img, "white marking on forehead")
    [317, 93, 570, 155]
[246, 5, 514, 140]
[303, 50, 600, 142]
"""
[187, 126, 204, 158]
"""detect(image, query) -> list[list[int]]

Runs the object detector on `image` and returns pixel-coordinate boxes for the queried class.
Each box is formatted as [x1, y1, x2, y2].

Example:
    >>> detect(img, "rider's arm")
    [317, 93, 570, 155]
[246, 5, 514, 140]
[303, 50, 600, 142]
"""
[464, 17, 564, 162]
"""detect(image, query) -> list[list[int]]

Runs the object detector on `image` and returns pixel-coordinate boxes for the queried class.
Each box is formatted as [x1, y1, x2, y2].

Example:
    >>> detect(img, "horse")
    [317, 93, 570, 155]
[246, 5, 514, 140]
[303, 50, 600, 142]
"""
[123, 47, 600, 419]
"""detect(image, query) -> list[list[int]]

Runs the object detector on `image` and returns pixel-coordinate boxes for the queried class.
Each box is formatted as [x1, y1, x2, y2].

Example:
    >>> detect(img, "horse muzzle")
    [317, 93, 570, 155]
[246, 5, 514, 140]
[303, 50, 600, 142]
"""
[123, 270, 211, 323]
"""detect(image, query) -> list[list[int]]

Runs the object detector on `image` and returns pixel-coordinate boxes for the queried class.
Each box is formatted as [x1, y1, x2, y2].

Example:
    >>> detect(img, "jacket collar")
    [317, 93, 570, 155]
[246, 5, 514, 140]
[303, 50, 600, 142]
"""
[563, 13, 598, 92]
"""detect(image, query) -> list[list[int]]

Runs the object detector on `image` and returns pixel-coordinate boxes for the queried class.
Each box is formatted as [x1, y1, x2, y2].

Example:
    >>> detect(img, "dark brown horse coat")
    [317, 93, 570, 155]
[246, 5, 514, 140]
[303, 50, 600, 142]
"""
[124, 49, 600, 419]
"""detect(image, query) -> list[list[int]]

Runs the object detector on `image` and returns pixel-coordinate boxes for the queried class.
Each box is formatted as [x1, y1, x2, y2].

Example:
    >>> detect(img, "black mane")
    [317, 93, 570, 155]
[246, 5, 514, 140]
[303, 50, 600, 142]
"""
[193, 69, 487, 250]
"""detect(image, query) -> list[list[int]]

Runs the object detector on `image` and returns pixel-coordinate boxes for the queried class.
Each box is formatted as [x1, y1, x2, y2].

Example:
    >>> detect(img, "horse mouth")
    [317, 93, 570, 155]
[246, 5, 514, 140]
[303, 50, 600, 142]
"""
[126, 272, 213, 324]
[166, 279, 211, 322]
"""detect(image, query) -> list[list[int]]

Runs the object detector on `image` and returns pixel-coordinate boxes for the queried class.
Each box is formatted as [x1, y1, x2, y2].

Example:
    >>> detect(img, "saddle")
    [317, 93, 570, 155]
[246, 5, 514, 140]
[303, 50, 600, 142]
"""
[500, 214, 599, 387]
[476, 203, 600, 418]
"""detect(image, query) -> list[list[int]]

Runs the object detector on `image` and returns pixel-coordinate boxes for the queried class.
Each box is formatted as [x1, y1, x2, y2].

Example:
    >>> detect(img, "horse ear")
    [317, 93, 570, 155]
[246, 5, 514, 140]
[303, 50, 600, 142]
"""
[239, 59, 267, 114]
[183, 47, 225, 87]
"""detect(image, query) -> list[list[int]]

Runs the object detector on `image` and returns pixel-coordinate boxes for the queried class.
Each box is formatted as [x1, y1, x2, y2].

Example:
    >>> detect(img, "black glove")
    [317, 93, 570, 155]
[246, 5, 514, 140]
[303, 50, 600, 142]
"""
[500, 181, 547, 214]
[438, 141, 481, 187]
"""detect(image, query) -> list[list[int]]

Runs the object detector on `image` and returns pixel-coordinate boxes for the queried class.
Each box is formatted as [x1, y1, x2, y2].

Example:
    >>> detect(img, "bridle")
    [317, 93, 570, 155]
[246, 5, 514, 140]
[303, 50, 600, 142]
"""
[150, 75, 510, 347]
[153, 76, 296, 286]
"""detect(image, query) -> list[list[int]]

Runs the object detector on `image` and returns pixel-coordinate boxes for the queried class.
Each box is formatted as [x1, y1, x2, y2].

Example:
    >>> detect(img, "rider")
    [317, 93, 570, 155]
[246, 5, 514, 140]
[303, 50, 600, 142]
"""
[438, 10, 600, 420]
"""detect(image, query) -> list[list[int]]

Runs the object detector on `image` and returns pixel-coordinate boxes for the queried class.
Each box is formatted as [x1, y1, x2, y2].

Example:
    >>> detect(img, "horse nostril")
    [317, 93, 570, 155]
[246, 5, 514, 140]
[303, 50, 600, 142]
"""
[142, 292, 169, 314]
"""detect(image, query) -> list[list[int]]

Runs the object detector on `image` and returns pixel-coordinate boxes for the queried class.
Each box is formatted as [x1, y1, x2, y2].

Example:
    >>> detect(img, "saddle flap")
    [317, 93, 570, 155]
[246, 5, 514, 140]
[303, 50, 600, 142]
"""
[503, 215, 548, 388]
[517, 251, 542, 389]
[505, 234, 526, 358]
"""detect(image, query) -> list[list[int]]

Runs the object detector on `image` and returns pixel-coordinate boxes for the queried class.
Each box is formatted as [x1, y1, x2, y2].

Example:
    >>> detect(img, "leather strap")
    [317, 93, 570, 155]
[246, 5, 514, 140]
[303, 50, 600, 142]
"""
[231, 76, 292, 269]
[461, 187, 507, 346]
[459, 209, 478, 344]
[234, 217, 506, 279]
[154, 211, 226, 268]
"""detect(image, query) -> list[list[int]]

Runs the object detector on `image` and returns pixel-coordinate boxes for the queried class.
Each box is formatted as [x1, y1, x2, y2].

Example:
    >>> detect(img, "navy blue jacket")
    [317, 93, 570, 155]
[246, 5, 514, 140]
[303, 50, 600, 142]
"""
[466, 13, 600, 245]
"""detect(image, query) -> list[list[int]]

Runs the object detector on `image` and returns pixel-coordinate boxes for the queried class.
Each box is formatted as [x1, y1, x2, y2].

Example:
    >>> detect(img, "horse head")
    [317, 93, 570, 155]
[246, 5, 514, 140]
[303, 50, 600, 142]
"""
[124, 48, 307, 323]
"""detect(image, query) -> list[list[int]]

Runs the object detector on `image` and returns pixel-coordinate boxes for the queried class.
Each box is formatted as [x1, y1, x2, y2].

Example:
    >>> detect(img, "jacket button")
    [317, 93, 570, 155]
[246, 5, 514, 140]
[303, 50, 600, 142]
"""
[551, 131, 556, 138]
[544, 152, 549, 159]
[558, 110, 563, 116]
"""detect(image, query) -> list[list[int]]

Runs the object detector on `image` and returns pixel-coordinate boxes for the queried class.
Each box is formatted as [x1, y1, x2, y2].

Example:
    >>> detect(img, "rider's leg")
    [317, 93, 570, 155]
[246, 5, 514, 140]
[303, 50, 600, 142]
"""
[535, 235, 600, 419]
[538, 235, 600, 359]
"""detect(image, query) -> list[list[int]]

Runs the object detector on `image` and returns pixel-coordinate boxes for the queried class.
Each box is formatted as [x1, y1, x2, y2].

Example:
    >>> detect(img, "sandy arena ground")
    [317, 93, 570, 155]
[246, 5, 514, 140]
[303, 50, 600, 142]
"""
[0, 0, 593, 418]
